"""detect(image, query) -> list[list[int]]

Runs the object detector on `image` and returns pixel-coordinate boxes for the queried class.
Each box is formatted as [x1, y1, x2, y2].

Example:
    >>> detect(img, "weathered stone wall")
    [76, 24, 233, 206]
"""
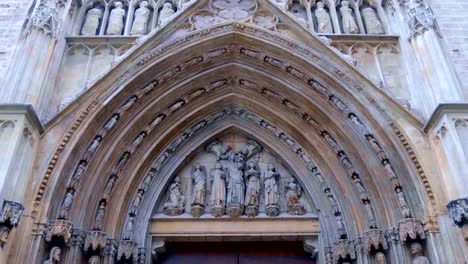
[0, 0, 31, 89]
[430, 0, 468, 98]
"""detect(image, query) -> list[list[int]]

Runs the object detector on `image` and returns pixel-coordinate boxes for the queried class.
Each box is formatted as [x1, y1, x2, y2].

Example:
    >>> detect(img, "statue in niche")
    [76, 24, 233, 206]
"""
[43, 246, 61, 264]
[68, 162, 86, 189]
[244, 161, 261, 217]
[325, 188, 339, 214]
[140, 170, 155, 191]
[366, 135, 386, 161]
[130, 1, 151, 35]
[191, 163, 206, 217]
[164, 176, 184, 216]
[81, 7, 103, 36]
[130, 189, 144, 215]
[352, 176, 369, 201]
[158, 2, 175, 24]
[93, 202, 106, 230]
[89, 256, 101, 264]
[102, 114, 119, 135]
[363, 199, 377, 228]
[315, 2, 333, 33]
[361, 7, 384, 34]
[264, 164, 280, 216]
[83, 136, 102, 161]
[58, 190, 74, 219]
[210, 162, 227, 217]
[395, 186, 411, 218]
[227, 160, 245, 217]
[382, 160, 397, 180]
[339, 1, 359, 34]
[410, 242, 430, 264]
[285, 178, 306, 215]
[122, 217, 134, 240]
[375, 252, 387, 264]
[102, 176, 116, 201]
[106, 2, 125, 35]
[336, 214, 346, 238]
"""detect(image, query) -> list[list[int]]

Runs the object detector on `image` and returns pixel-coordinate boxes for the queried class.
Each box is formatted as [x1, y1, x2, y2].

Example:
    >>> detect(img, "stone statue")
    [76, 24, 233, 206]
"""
[353, 177, 369, 201]
[164, 176, 184, 216]
[83, 136, 102, 161]
[315, 2, 333, 33]
[396, 187, 411, 218]
[191, 164, 206, 217]
[106, 2, 125, 35]
[206, 140, 232, 160]
[130, 189, 144, 215]
[210, 162, 227, 216]
[102, 114, 119, 135]
[361, 7, 384, 34]
[81, 7, 103, 36]
[336, 214, 346, 238]
[43, 246, 61, 264]
[130, 1, 151, 35]
[375, 252, 387, 264]
[264, 164, 279, 216]
[244, 161, 261, 216]
[158, 2, 175, 23]
[93, 202, 105, 230]
[102, 177, 116, 201]
[122, 217, 134, 240]
[69, 162, 86, 190]
[58, 191, 74, 219]
[364, 200, 377, 228]
[410, 242, 430, 264]
[227, 161, 245, 217]
[285, 179, 306, 215]
[382, 160, 397, 180]
[89, 256, 101, 264]
[339, 1, 359, 34]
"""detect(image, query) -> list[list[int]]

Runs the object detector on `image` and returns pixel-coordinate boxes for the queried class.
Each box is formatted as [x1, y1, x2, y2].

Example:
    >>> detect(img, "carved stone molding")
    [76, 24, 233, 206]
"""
[117, 240, 138, 261]
[447, 197, 468, 228]
[45, 220, 73, 244]
[362, 229, 388, 254]
[84, 230, 107, 252]
[332, 239, 356, 262]
[0, 199, 25, 228]
[399, 218, 426, 242]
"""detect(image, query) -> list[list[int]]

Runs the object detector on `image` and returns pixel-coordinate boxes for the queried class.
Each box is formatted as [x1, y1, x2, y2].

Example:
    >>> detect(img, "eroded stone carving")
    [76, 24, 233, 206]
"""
[410, 242, 430, 264]
[285, 178, 306, 215]
[117, 240, 138, 260]
[362, 7, 384, 34]
[81, 8, 103, 36]
[58, 190, 74, 220]
[130, 1, 151, 35]
[89, 256, 101, 264]
[396, 186, 411, 218]
[163, 176, 184, 216]
[363, 229, 388, 254]
[107, 2, 126, 35]
[264, 164, 280, 216]
[69, 162, 86, 189]
[84, 230, 107, 252]
[375, 252, 387, 264]
[227, 160, 245, 217]
[333, 239, 356, 261]
[364, 200, 377, 228]
[0, 199, 24, 227]
[244, 161, 261, 216]
[399, 218, 425, 242]
[191, 164, 206, 217]
[45, 220, 73, 244]
[447, 197, 468, 227]
[315, 2, 333, 33]
[158, 2, 175, 24]
[210, 162, 227, 216]
[212, 0, 256, 20]
[340, 1, 359, 34]
[43, 246, 61, 264]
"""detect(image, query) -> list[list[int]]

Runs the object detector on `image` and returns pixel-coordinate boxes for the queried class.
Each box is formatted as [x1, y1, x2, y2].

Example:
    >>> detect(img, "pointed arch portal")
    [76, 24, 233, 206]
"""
[29, 18, 436, 264]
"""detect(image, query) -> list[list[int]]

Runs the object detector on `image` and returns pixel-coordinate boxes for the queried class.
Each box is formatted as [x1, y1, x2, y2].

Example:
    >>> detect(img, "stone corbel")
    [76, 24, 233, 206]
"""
[332, 239, 356, 263]
[84, 230, 107, 253]
[45, 220, 73, 245]
[447, 197, 468, 228]
[398, 218, 426, 242]
[362, 229, 388, 254]
[0, 199, 25, 247]
[117, 240, 138, 261]
[422, 216, 440, 234]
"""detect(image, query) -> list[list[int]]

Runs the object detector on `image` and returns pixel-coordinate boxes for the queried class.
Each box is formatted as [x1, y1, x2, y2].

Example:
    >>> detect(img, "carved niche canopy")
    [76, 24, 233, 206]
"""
[155, 134, 315, 219]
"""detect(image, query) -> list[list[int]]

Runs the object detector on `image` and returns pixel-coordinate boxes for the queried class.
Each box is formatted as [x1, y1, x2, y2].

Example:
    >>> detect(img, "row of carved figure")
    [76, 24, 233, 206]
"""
[163, 141, 307, 218]
[80, 1, 176, 36]
[290, 1, 385, 34]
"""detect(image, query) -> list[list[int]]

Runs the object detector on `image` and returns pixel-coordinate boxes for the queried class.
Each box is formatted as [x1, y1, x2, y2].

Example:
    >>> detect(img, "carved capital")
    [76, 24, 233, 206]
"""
[84, 230, 107, 252]
[422, 216, 440, 233]
[447, 197, 468, 228]
[117, 240, 138, 261]
[45, 220, 73, 244]
[104, 238, 118, 257]
[363, 229, 388, 254]
[332, 239, 356, 262]
[399, 218, 426, 242]
[0, 199, 25, 228]
[71, 229, 86, 248]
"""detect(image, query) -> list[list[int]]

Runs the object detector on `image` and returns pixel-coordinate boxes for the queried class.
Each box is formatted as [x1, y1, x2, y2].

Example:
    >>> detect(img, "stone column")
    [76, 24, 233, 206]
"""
[0, 104, 43, 261]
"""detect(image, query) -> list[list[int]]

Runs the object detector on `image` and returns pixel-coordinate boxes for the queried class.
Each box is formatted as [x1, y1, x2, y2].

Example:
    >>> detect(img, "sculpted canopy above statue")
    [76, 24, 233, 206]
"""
[155, 134, 313, 218]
